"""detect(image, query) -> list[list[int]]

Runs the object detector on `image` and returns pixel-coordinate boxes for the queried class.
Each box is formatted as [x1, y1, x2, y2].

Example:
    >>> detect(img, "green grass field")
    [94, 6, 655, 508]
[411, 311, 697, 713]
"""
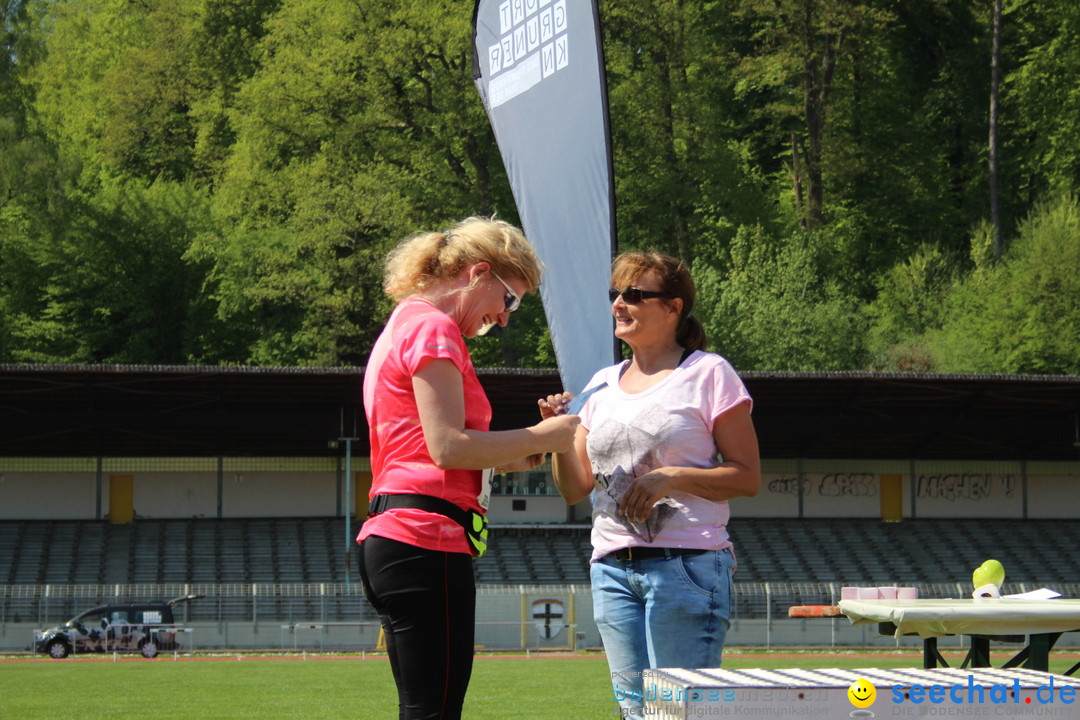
[3, 650, 1078, 719]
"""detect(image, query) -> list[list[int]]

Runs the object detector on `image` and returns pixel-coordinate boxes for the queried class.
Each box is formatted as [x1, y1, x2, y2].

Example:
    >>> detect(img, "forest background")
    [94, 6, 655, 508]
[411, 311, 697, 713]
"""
[2, 0, 1079, 375]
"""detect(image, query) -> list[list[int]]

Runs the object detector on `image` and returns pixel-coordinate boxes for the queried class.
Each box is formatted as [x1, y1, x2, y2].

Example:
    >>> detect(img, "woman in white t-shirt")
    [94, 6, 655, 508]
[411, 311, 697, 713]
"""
[540, 251, 761, 717]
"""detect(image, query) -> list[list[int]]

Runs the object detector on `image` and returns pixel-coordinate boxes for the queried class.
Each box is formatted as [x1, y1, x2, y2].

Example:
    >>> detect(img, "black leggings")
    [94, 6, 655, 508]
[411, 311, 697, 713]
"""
[358, 535, 476, 720]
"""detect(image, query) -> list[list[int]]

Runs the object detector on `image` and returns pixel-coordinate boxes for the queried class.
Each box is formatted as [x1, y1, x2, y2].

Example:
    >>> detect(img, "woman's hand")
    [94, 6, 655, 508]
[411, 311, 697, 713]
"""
[619, 467, 677, 522]
[617, 402, 762, 520]
[537, 392, 573, 419]
[498, 453, 547, 474]
[531, 413, 580, 453]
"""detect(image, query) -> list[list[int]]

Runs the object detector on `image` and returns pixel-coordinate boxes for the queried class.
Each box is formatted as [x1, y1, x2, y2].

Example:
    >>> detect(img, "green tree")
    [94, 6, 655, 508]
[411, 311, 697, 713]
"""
[29, 0, 279, 185]
[9, 0, 1080, 375]
[732, 0, 893, 230]
[31, 0, 145, 185]
[697, 223, 867, 371]
[602, 0, 778, 261]
[864, 243, 957, 371]
[1, 0, 42, 120]
[0, 0, 71, 361]
[829, 0, 988, 274]
[929, 193, 1080, 373]
[95, 0, 203, 182]
[204, 0, 522, 366]
[189, 0, 283, 182]
[1004, 0, 1080, 211]
[9, 179, 220, 363]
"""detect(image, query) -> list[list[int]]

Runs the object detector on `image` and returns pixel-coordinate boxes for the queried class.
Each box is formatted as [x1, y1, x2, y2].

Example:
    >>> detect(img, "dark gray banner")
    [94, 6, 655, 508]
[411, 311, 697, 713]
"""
[473, 0, 617, 394]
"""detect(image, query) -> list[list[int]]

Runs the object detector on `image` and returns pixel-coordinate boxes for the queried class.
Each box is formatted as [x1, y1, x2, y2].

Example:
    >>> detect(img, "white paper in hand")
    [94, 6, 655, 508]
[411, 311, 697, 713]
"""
[568, 382, 607, 415]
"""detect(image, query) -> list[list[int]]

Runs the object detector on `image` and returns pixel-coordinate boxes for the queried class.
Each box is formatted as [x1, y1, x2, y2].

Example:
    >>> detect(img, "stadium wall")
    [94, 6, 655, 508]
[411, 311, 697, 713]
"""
[2, 458, 1078, 522]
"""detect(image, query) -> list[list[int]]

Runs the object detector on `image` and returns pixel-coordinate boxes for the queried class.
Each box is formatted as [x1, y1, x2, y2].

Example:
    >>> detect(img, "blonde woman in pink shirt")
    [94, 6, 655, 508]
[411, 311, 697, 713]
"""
[360, 217, 580, 720]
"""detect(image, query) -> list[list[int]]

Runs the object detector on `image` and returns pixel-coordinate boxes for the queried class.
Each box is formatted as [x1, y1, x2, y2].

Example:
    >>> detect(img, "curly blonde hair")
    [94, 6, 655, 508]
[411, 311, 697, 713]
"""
[383, 217, 543, 301]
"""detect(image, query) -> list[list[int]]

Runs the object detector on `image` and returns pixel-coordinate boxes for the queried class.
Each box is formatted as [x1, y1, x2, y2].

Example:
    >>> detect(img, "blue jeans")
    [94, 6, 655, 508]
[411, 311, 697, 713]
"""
[591, 548, 735, 716]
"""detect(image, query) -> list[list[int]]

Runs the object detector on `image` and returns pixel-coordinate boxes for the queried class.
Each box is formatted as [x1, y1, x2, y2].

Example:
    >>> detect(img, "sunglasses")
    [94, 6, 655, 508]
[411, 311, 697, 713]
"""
[493, 273, 521, 313]
[609, 287, 675, 304]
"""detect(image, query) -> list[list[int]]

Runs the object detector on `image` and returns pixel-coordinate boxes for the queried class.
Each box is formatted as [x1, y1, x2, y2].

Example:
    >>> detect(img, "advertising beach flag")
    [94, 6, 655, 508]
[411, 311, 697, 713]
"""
[472, 0, 618, 394]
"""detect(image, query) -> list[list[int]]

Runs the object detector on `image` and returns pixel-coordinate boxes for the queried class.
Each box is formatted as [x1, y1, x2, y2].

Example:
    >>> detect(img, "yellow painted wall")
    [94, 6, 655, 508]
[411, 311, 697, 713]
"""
[355, 471, 372, 517]
[880, 474, 902, 522]
[109, 474, 134, 524]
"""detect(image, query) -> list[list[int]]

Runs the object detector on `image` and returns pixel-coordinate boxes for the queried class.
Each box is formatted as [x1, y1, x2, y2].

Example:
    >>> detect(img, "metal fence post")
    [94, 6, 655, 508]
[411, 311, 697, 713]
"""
[765, 583, 771, 650]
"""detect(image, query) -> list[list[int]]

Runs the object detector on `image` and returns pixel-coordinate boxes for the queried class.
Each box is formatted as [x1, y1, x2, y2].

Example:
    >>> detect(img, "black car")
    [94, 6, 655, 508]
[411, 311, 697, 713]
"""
[34, 594, 202, 659]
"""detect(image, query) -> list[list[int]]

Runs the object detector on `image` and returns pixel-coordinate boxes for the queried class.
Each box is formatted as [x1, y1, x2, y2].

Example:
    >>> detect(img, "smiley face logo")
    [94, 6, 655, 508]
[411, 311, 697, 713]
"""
[848, 678, 876, 709]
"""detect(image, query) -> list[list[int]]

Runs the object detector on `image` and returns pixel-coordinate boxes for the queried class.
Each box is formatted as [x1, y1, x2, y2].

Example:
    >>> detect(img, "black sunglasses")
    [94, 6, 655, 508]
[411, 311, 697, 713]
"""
[609, 287, 675, 304]
[493, 272, 521, 312]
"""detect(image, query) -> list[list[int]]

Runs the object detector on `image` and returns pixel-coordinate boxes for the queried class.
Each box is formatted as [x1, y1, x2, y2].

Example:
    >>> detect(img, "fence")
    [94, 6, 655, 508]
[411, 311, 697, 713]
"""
[4, 581, 1079, 654]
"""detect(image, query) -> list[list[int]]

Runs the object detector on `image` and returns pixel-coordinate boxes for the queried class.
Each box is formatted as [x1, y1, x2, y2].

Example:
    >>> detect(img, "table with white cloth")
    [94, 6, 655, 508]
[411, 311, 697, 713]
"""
[839, 597, 1080, 674]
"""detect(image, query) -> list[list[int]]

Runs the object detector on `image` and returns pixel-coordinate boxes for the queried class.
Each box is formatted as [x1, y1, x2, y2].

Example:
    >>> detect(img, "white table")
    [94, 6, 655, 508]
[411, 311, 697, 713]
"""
[839, 597, 1080, 673]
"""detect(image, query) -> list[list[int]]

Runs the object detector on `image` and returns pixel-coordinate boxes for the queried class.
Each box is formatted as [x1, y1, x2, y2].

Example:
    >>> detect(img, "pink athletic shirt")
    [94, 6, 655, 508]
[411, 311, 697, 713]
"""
[358, 297, 491, 555]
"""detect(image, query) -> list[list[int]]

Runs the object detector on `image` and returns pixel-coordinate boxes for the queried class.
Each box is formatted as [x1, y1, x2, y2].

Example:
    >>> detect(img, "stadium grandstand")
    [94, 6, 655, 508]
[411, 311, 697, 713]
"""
[1, 365, 1079, 652]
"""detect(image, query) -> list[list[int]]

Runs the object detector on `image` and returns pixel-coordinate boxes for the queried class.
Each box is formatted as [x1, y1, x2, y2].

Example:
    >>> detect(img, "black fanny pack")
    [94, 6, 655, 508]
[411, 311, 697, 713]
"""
[367, 493, 488, 557]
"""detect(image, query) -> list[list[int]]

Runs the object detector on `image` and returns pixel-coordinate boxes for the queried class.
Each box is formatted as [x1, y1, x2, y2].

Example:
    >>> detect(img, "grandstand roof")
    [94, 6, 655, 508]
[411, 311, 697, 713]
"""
[1, 365, 1079, 461]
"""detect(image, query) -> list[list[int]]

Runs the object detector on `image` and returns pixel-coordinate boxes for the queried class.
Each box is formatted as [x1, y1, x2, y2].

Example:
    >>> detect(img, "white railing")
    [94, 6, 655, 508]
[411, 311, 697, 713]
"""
[7, 581, 1080, 654]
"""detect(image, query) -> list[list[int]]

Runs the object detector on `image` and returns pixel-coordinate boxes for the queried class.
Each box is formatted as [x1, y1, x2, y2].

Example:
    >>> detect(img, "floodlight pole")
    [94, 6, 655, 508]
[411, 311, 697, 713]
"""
[339, 405, 359, 593]
[343, 436, 357, 592]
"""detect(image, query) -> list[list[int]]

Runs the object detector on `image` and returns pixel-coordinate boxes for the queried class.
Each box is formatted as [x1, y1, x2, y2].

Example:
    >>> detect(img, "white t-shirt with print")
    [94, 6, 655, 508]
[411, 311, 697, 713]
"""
[578, 350, 752, 562]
